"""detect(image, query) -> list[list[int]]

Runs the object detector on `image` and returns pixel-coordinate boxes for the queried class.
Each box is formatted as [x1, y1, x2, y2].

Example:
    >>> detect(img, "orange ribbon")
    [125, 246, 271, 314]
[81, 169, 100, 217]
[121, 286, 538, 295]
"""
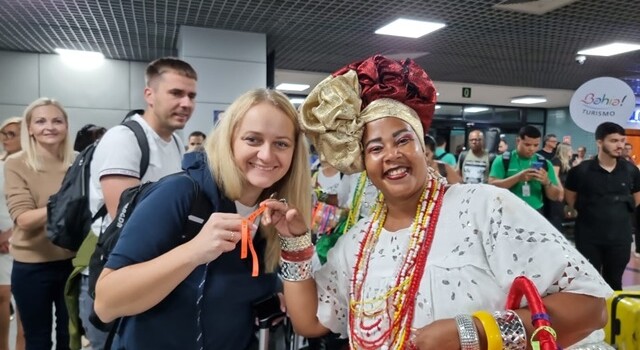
[241, 203, 267, 277]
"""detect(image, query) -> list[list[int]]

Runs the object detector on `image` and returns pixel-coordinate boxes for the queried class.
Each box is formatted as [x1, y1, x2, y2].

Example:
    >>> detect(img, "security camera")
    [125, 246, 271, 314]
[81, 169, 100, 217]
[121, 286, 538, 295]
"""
[575, 55, 586, 65]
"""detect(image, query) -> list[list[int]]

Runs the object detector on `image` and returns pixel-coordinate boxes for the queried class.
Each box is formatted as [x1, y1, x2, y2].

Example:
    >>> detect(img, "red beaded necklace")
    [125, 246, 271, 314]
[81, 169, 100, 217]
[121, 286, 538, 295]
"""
[348, 178, 446, 349]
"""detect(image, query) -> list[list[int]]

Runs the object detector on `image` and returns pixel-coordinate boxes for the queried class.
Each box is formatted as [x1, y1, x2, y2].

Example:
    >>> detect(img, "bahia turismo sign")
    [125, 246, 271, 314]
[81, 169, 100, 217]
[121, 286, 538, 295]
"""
[569, 77, 635, 132]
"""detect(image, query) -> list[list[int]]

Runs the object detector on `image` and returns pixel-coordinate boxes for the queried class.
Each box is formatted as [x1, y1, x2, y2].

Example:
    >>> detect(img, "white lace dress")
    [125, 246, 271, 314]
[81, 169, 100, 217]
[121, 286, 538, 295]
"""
[314, 184, 613, 347]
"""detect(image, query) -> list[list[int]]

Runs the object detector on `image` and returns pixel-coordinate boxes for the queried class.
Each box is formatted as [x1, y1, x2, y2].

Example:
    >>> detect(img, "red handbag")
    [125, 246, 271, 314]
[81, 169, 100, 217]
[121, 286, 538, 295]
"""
[506, 276, 560, 350]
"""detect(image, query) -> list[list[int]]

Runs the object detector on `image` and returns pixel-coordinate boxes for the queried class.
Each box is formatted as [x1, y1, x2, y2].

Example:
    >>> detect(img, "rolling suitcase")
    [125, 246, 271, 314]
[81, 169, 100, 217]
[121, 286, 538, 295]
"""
[604, 291, 640, 349]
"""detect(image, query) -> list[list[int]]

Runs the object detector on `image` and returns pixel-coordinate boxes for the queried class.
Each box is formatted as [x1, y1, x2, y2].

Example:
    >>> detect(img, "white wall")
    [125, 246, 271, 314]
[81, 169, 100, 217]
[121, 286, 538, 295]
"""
[0, 50, 148, 147]
[177, 26, 267, 137]
[0, 34, 268, 149]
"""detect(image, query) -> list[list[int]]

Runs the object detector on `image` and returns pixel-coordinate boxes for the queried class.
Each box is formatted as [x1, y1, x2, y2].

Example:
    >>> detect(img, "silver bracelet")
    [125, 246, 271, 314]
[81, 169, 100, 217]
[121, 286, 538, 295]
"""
[454, 314, 480, 350]
[493, 310, 527, 350]
[279, 232, 313, 252]
[279, 258, 313, 281]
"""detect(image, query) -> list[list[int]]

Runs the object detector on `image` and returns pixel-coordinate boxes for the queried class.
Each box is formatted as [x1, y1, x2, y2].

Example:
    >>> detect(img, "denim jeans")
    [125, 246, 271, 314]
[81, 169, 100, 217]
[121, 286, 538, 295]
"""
[11, 259, 72, 350]
[79, 274, 109, 350]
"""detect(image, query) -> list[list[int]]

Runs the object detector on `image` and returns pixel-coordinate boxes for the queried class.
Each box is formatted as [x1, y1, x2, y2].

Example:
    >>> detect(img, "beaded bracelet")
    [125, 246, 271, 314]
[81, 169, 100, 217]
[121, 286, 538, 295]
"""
[280, 245, 315, 262]
[279, 232, 313, 252]
[492, 310, 527, 350]
[279, 258, 313, 282]
[472, 311, 503, 350]
[454, 314, 480, 350]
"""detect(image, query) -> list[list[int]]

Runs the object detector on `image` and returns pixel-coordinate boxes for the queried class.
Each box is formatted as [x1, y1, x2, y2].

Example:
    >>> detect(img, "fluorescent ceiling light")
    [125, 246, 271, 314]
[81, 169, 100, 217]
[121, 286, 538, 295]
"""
[464, 107, 489, 113]
[54, 48, 104, 70]
[510, 96, 547, 105]
[276, 83, 310, 92]
[375, 18, 446, 39]
[435, 105, 441, 109]
[577, 42, 640, 57]
[289, 98, 305, 105]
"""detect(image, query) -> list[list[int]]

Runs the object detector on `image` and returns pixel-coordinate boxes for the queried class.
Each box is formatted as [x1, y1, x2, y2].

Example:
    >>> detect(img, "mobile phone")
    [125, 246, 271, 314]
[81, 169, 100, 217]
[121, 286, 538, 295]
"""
[531, 161, 544, 170]
[252, 293, 284, 328]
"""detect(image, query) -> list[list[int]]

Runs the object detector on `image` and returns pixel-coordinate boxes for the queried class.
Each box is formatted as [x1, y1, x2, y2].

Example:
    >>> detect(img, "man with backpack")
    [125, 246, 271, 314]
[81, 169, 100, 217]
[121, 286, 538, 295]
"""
[65, 57, 197, 350]
[488, 125, 563, 213]
[457, 129, 495, 184]
[434, 135, 457, 166]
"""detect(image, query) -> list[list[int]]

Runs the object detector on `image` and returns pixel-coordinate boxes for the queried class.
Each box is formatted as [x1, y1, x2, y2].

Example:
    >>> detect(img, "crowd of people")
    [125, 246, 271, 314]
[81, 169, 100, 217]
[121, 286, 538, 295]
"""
[0, 54, 633, 350]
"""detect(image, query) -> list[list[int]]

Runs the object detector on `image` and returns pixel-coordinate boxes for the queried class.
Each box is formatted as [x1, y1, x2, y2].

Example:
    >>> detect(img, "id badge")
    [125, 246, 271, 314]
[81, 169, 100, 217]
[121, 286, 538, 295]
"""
[522, 182, 531, 197]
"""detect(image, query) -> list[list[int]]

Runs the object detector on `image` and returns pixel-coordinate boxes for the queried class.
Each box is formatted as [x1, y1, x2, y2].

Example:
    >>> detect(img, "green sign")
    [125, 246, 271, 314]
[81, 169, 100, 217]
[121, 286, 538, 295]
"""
[462, 87, 472, 98]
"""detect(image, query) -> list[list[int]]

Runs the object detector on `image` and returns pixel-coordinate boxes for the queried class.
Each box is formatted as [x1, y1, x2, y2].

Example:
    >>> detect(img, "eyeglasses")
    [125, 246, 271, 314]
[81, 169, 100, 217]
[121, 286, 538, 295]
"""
[0, 131, 17, 140]
[468, 138, 482, 142]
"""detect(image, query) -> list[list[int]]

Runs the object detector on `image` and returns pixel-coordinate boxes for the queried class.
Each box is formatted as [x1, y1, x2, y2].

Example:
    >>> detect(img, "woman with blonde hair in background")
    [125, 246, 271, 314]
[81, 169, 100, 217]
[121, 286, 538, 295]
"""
[549, 142, 573, 231]
[4, 98, 75, 350]
[0, 117, 25, 350]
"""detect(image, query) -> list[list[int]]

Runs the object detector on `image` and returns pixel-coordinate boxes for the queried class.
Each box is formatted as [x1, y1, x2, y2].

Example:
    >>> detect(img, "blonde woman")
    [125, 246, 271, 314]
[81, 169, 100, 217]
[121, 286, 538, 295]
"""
[4, 98, 74, 350]
[94, 89, 311, 349]
[548, 142, 573, 230]
[0, 117, 25, 350]
[0, 117, 22, 161]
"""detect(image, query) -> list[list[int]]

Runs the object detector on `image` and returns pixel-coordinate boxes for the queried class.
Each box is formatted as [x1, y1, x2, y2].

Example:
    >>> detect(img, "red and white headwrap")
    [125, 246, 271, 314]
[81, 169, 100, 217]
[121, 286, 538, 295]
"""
[299, 55, 437, 174]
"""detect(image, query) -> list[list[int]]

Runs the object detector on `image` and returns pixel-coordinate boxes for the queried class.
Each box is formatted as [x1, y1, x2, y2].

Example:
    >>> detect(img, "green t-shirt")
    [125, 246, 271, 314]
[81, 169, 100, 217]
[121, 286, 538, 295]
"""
[435, 148, 457, 166]
[489, 150, 559, 209]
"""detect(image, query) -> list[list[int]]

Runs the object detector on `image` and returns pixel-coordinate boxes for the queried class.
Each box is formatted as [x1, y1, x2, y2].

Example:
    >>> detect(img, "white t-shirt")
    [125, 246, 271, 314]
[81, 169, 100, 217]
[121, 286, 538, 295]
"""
[459, 151, 491, 184]
[316, 170, 342, 195]
[88, 114, 185, 236]
[315, 184, 612, 347]
[337, 172, 378, 217]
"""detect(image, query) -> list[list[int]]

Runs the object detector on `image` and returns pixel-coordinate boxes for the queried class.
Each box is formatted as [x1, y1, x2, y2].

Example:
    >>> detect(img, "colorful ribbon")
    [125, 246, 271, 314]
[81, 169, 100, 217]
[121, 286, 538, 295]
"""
[241, 204, 266, 277]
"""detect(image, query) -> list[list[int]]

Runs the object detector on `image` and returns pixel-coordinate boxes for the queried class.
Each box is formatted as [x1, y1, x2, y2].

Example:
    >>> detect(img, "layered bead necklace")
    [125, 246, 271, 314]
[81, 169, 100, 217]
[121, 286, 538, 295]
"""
[348, 177, 445, 349]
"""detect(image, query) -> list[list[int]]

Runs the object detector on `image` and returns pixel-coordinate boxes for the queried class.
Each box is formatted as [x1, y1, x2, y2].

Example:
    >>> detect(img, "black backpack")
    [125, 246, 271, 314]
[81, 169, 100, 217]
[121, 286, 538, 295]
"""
[87, 172, 213, 334]
[46, 120, 151, 252]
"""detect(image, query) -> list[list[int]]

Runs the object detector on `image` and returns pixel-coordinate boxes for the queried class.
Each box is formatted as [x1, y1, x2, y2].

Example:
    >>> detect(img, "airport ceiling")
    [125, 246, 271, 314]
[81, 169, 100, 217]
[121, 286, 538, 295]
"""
[0, 0, 639, 91]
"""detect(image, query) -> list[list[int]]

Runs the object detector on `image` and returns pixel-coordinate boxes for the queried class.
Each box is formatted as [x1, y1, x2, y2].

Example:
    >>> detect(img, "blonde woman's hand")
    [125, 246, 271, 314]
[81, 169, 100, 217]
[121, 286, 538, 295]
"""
[260, 199, 307, 237]
[187, 212, 243, 265]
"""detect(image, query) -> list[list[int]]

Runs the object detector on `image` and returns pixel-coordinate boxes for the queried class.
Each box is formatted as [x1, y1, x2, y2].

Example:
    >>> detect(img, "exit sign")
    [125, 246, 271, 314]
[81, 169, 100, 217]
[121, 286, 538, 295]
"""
[462, 87, 472, 98]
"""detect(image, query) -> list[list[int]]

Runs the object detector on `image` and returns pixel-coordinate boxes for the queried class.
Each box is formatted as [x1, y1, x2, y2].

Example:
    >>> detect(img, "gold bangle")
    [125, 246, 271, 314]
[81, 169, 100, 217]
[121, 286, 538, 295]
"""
[472, 311, 503, 350]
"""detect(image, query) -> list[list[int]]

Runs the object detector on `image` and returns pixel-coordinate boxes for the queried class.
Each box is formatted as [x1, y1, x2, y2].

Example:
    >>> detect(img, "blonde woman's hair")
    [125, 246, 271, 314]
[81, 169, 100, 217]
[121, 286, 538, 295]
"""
[555, 142, 572, 173]
[20, 98, 74, 171]
[0, 116, 22, 132]
[206, 89, 311, 272]
[0, 117, 22, 161]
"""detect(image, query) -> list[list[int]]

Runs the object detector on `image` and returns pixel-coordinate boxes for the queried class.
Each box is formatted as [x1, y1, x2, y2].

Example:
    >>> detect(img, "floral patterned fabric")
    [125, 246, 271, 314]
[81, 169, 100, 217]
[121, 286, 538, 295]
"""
[314, 184, 613, 345]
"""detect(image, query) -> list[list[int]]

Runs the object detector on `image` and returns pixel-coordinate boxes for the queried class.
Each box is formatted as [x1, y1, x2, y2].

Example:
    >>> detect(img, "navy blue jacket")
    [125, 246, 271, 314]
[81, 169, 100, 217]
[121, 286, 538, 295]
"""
[105, 151, 278, 349]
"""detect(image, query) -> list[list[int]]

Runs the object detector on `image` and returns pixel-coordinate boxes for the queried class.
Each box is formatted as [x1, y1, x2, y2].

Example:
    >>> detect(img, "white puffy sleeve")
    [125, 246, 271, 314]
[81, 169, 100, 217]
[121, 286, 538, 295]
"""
[479, 186, 613, 300]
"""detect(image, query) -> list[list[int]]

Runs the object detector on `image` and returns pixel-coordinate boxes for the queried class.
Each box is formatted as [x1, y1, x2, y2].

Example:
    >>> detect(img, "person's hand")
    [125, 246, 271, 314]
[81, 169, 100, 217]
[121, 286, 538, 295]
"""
[531, 168, 551, 186]
[186, 213, 243, 265]
[0, 241, 9, 254]
[0, 229, 11, 246]
[261, 199, 308, 238]
[413, 318, 460, 349]
[518, 169, 537, 182]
